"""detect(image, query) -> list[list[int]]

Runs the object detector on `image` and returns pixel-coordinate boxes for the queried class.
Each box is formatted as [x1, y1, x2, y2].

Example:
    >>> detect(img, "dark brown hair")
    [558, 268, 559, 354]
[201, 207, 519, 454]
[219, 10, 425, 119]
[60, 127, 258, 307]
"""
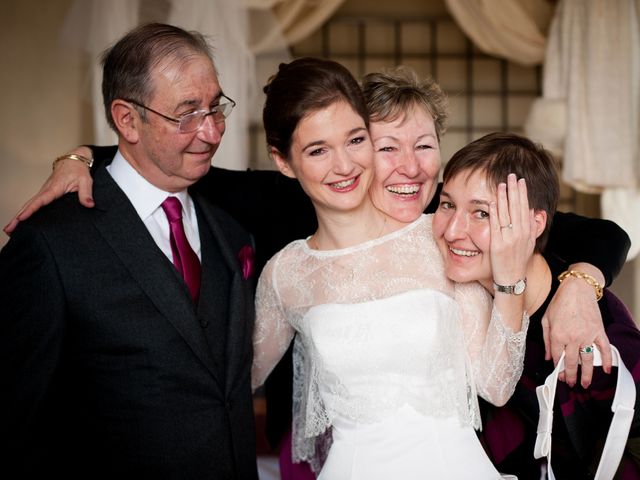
[442, 132, 559, 251]
[262, 57, 369, 158]
[101, 23, 214, 131]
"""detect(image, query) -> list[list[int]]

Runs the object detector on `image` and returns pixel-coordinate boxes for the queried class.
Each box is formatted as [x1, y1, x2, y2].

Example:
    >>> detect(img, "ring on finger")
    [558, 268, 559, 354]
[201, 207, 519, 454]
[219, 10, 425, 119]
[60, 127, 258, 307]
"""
[579, 345, 594, 354]
[500, 223, 513, 229]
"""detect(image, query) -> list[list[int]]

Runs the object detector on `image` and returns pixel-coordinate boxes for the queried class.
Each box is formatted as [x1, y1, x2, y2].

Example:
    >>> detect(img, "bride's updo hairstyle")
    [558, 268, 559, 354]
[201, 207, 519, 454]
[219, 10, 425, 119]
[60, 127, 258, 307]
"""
[263, 57, 369, 159]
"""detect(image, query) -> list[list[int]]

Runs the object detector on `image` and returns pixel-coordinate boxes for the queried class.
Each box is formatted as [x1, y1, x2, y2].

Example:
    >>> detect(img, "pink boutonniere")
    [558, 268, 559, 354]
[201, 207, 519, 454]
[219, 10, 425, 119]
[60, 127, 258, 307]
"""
[237, 245, 255, 280]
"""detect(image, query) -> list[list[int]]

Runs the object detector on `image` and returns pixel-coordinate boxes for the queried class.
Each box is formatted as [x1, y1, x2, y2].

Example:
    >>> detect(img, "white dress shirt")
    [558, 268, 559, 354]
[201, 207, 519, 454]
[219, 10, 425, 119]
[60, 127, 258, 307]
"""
[107, 151, 202, 262]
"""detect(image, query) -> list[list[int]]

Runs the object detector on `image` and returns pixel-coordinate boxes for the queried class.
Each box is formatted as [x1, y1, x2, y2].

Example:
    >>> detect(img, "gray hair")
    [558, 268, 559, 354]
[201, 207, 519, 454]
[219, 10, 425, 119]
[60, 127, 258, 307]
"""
[101, 23, 214, 131]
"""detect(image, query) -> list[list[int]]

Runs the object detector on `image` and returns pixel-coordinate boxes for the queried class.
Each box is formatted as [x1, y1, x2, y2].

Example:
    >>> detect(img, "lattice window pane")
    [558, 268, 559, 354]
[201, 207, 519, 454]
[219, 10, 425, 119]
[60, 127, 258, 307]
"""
[473, 59, 501, 91]
[365, 23, 395, 55]
[508, 96, 537, 129]
[436, 58, 466, 92]
[328, 23, 359, 54]
[294, 30, 322, 55]
[436, 20, 466, 54]
[472, 96, 502, 128]
[441, 131, 468, 164]
[401, 22, 432, 54]
[401, 58, 432, 79]
[447, 95, 468, 129]
[508, 63, 539, 91]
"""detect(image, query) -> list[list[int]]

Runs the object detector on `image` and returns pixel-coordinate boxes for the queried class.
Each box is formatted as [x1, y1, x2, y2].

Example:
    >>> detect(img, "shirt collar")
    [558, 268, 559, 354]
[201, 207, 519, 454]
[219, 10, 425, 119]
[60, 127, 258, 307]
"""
[107, 150, 193, 221]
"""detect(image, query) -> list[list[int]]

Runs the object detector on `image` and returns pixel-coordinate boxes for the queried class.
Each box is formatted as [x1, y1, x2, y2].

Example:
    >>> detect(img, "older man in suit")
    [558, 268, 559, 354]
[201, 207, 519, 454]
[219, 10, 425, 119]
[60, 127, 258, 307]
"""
[0, 23, 257, 479]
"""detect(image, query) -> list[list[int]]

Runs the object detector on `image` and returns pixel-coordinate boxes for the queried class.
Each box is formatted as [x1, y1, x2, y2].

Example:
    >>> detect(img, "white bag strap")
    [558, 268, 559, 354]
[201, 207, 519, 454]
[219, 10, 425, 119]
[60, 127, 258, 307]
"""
[534, 345, 635, 480]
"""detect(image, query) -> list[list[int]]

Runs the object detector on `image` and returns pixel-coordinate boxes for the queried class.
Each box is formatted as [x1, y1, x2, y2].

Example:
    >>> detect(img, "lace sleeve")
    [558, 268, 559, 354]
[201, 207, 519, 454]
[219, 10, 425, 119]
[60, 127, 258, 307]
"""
[291, 335, 333, 473]
[251, 255, 295, 391]
[455, 281, 529, 407]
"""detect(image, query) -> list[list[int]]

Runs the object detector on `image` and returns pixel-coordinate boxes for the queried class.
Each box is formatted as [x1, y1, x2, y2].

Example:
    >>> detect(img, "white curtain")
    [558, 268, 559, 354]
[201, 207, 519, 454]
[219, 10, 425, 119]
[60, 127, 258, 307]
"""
[524, 0, 640, 260]
[539, 0, 639, 191]
[61, 0, 139, 146]
[246, 0, 346, 125]
[248, 0, 346, 54]
[443, 0, 553, 66]
[168, 0, 254, 170]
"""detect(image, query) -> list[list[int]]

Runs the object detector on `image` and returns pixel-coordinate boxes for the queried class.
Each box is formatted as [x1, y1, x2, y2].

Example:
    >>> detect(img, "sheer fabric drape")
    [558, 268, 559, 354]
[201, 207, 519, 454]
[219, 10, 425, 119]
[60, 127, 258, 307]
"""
[523, 0, 640, 259]
[248, 0, 346, 54]
[444, 0, 553, 65]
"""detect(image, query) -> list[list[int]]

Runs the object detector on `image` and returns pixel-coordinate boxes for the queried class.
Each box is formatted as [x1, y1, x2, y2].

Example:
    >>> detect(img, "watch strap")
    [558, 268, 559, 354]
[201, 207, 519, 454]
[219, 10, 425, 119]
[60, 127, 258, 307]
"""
[493, 278, 526, 295]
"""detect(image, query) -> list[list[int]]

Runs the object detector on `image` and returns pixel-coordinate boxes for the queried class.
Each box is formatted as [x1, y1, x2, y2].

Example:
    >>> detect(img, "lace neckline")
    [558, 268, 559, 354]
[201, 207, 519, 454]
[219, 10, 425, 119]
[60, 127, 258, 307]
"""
[302, 214, 429, 257]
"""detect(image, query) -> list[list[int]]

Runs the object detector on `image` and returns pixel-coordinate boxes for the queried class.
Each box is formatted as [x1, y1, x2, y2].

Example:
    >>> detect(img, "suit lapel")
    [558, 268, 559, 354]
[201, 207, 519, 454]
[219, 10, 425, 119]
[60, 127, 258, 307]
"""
[90, 166, 223, 387]
[191, 191, 253, 394]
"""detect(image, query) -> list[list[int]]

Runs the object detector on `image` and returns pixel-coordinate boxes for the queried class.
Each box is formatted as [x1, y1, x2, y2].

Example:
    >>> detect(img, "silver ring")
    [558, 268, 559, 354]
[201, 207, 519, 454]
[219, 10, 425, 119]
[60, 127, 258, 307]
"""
[500, 223, 513, 229]
[579, 345, 594, 354]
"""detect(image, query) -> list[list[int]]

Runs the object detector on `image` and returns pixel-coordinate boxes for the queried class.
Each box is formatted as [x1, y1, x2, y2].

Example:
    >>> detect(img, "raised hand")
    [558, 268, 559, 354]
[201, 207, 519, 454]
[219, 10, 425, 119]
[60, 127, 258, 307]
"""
[489, 174, 536, 290]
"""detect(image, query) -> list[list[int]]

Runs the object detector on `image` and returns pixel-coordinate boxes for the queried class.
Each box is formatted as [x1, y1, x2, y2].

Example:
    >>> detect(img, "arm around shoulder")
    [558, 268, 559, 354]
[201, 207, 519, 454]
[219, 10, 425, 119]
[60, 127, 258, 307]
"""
[548, 211, 630, 286]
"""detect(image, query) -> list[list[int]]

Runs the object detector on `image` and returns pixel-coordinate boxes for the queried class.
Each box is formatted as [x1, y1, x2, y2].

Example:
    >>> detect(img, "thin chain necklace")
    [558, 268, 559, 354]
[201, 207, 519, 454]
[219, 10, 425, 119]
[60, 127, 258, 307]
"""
[309, 215, 387, 251]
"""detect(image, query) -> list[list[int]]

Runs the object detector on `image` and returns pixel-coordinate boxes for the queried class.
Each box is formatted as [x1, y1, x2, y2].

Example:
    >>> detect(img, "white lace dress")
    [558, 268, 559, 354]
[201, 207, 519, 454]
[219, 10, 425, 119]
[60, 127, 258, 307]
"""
[253, 215, 526, 479]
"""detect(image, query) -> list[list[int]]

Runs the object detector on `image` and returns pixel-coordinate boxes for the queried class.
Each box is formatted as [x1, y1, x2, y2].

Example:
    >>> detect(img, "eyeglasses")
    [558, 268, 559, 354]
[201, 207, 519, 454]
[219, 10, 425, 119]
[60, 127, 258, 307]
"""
[125, 94, 236, 133]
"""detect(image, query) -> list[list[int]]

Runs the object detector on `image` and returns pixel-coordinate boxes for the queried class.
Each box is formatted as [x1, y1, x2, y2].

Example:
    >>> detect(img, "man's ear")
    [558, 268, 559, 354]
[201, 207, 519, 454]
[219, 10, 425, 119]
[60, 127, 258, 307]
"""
[533, 209, 548, 240]
[270, 147, 295, 179]
[111, 100, 140, 143]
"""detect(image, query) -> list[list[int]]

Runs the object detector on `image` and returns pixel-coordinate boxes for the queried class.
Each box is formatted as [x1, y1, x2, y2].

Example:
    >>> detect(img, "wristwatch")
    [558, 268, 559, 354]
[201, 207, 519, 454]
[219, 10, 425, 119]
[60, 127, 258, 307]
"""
[493, 278, 527, 295]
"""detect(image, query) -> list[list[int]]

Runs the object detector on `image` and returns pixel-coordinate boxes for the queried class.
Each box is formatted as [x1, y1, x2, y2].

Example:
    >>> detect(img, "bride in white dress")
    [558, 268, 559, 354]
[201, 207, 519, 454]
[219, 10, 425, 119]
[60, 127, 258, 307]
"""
[252, 57, 534, 479]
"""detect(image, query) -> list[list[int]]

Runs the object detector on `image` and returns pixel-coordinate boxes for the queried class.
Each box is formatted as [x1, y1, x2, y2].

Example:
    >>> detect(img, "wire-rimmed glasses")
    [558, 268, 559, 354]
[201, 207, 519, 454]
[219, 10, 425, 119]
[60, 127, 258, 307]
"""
[124, 94, 236, 133]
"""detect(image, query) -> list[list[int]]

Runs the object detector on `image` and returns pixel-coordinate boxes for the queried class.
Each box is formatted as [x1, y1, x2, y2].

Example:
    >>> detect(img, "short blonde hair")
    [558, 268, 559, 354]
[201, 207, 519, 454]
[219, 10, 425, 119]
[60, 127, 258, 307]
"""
[362, 66, 448, 141]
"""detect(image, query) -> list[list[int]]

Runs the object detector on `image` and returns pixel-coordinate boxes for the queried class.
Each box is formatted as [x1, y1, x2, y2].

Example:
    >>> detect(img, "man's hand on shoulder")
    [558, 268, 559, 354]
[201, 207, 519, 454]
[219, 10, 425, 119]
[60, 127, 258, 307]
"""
[4, 146, 95, 235]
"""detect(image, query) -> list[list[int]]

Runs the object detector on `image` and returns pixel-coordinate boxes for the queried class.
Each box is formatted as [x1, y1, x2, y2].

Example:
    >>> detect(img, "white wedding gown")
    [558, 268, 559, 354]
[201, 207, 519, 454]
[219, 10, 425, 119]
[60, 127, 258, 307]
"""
[253, 215, 526, 479]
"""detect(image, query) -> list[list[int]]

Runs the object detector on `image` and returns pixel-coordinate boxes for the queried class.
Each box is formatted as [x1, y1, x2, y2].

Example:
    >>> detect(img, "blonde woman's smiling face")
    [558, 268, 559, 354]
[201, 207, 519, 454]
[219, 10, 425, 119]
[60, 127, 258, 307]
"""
[369, 105, 441, 223]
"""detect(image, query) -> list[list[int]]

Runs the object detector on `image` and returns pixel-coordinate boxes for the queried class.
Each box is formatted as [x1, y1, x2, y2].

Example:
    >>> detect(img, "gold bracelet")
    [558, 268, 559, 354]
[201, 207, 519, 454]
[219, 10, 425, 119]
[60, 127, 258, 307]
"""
[558, 270, 604, 301]
[52, 153, 94, 170]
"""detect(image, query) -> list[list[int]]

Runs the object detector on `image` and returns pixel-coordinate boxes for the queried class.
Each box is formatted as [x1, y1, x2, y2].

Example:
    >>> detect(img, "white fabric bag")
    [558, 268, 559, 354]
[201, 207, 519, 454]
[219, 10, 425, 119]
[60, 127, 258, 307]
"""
[534, 345, 636, 479]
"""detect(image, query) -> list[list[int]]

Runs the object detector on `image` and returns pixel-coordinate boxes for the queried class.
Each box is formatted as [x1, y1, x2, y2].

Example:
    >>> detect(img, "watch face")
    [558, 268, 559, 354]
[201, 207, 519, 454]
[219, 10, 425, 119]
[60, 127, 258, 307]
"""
[514, 279, 526, 295]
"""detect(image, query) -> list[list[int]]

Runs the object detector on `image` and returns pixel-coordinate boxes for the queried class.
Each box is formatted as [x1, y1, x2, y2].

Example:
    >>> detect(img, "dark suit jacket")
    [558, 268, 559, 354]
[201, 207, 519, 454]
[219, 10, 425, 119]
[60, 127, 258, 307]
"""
[0, 160, 258, 479]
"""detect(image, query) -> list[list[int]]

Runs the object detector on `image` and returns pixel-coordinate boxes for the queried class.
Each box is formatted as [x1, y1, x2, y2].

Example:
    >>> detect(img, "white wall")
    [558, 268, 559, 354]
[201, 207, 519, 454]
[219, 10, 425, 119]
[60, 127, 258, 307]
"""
[0, 0, 91, 244]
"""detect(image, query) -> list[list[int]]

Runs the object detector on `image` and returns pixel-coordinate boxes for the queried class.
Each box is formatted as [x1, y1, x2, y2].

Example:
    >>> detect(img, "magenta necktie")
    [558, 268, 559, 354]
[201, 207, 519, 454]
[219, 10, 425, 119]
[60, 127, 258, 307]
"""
[161, 197, 201, 303]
